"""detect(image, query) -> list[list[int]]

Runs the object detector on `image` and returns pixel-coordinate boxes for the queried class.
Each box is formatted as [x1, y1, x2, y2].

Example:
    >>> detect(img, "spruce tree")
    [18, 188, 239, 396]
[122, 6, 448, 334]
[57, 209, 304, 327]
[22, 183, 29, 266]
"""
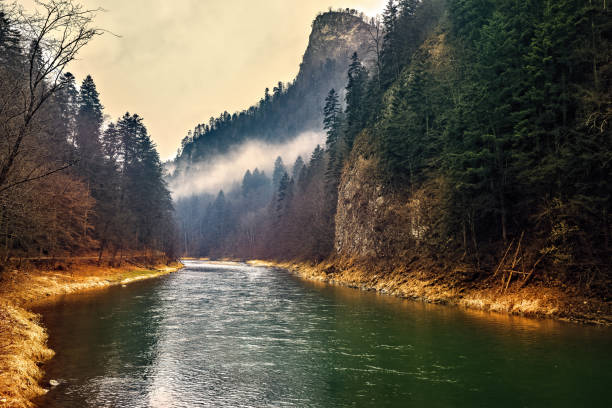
[272, 156, 287, 190]
[381, 0, 400, 86]
[76, 75, 104, 174]
[345, 53, 368, 150]
[292, 156, 305, 182]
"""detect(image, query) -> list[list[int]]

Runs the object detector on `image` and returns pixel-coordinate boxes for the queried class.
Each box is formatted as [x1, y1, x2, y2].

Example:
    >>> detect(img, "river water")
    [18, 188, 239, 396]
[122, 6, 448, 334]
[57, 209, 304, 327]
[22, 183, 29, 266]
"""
[35, 260, 611, 407]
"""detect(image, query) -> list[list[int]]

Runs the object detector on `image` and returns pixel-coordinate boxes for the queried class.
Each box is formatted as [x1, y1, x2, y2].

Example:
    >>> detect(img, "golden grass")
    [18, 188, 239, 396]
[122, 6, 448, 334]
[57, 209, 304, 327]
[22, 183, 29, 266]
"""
[0, 260, 182, 408]
[0, 303, 54, 408]
[250, 259, 610, 326]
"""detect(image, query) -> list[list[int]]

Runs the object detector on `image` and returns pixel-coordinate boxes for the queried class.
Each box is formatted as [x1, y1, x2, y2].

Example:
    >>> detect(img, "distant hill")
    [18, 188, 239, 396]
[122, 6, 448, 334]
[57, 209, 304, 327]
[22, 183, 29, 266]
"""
[169, 11, 374, 180]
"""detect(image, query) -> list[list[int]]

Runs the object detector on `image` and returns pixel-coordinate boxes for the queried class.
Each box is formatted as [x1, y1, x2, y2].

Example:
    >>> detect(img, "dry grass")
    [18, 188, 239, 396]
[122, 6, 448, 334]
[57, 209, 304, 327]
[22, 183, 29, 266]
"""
[0, 303, 54, 408]
[249, 258, 612, 326]
[0, 260, 182, 408]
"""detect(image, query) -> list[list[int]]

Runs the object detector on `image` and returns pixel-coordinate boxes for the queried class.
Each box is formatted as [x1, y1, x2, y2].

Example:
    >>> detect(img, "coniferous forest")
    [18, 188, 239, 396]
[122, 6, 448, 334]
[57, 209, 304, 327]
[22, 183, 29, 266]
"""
[1, 1, 611, 407]
[0, 2, 177, 267]
[176, 0, 611, 292]
[1, 0, 611, 294]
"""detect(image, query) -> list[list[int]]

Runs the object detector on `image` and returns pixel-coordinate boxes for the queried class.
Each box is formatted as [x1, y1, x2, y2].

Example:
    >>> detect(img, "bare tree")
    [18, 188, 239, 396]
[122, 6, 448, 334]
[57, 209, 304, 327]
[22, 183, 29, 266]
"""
[366, 16, 383, 88]
[0, 0, 102, 192]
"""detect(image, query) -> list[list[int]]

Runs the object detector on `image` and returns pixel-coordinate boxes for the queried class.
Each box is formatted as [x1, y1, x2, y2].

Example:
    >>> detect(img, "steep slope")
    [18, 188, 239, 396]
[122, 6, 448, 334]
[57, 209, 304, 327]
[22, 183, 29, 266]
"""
[298, 11, 374, 85]
[169, 11, 374, 185]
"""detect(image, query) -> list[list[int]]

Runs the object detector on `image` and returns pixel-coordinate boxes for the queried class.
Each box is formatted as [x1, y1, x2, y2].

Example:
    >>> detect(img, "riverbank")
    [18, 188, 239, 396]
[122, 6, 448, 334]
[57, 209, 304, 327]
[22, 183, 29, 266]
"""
[0, 260, 182, 408]
[248, 259, 612, 326]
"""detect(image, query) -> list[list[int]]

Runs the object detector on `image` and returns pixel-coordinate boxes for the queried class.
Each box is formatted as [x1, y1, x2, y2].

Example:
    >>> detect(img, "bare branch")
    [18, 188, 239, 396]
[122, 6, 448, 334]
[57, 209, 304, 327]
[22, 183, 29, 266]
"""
[0, 160, 77, 195]
[0, 0, 103, 189]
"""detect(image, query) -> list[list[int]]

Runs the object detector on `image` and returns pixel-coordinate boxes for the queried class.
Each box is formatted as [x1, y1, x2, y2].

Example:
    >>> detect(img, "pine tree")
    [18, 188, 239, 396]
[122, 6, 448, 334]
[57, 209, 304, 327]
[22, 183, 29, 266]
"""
[345, 53, 368, 150]
[272, 156, 286, 190]
[381, 51, 437, 188]
[396, 0, 421, 66]
[323, 89, 341, 152]
[292, 156, 305, 182]
[76, 75, 104, 172]
[242, 169, 253, 197]
[381, 0, 400, 86]
[0, 10, 22, 68]
[55, 73, 79, 144]
[276, 172, 291, 221]
[210, 190, 227, 246]
[322, 88, 344, 222]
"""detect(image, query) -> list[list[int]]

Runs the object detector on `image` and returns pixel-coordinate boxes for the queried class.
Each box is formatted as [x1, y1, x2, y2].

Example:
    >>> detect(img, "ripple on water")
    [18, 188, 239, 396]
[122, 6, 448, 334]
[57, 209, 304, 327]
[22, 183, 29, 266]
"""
[35, 260, 612, 408]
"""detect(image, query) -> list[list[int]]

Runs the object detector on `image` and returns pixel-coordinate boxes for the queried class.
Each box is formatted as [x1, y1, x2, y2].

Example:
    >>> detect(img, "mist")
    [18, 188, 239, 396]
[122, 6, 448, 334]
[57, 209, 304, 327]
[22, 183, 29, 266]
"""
[169, 131, 325, 198]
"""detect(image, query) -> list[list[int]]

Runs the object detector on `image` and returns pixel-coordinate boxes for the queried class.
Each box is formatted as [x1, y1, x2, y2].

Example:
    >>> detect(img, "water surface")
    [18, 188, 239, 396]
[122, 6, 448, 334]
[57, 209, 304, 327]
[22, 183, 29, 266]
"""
[35, 260, 612, 407]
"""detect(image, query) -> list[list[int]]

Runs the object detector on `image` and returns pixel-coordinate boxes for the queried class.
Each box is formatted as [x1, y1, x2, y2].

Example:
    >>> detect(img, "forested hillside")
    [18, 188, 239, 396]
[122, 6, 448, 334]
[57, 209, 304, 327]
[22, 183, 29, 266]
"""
[179, 0, 611, 293]
[169, 10, 375, 182]
[0, 3, 177, 267]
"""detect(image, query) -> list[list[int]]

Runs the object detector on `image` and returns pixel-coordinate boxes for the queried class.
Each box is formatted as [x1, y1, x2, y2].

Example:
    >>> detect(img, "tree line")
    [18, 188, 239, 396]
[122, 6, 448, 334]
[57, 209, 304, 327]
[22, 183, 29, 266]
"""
[170, 11, 375, 184]
[178, 0, 610, 287]
[0, 1, 177, 268]
[173, 58, 341, 165]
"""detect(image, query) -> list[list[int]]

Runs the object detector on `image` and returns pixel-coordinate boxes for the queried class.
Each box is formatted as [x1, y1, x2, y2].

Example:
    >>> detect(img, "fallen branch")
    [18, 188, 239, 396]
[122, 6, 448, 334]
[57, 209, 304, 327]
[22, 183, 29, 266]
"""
[520, 253, 546, 288]
[493, 238, 514, 277]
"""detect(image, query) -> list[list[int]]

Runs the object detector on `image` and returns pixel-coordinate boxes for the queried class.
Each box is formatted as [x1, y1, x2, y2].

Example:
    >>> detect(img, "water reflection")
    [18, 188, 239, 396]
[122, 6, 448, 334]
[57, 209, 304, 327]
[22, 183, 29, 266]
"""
[35, 277, 166, 407]
[35, 260, 612, 407]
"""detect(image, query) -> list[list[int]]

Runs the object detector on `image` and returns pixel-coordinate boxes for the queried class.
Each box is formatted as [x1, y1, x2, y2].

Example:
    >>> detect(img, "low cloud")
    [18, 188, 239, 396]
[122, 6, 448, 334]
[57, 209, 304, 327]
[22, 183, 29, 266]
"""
[169, 131, 325, 198]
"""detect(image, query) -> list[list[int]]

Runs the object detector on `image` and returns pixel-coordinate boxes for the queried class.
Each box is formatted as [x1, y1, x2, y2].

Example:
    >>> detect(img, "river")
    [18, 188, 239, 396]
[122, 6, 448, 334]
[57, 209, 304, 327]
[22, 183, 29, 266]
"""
[34, 260, 611, 407]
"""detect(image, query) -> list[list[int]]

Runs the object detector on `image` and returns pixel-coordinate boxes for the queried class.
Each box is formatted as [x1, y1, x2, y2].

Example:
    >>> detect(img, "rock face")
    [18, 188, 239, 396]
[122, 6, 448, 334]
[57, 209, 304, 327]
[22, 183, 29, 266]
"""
[171, 11, 374, 168]
[334, 157, 435, 261]
[333, 34, 449, 263]
[334, 157, 384, 258]
[298, 11, 374, 85]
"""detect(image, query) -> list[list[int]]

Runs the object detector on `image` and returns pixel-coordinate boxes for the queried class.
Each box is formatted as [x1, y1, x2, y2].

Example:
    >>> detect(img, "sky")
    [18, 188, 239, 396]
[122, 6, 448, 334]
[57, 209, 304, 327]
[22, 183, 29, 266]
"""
[21, 0, 387, 160]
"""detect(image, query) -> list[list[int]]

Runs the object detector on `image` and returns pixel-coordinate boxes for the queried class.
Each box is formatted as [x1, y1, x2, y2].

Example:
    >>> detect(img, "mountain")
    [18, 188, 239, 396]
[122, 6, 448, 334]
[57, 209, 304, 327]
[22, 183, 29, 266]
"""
[174, 0, 611, 322]
[168, 11, 374, 184]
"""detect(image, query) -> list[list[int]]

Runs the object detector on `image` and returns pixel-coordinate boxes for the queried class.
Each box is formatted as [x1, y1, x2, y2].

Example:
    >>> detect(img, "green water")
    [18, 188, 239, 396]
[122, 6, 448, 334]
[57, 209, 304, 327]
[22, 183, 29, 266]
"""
[35, 260, 612, 407]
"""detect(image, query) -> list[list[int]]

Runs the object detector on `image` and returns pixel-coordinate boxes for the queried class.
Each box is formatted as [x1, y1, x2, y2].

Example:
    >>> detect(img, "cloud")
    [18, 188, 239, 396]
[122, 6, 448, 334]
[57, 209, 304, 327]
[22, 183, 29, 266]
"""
[19, 0, 385, 159]
[169, 131, 325, 198]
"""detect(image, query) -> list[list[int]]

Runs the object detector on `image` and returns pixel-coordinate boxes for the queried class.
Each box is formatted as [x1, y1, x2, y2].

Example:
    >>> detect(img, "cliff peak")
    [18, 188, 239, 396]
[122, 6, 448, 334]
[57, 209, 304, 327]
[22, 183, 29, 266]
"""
[297, 10, 374, 83]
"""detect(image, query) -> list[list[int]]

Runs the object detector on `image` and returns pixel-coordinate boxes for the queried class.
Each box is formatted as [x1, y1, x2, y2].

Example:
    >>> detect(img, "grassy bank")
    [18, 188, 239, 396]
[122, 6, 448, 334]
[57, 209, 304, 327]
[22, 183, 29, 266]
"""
[248, 259, 612, 326]
[0, 260, 182, 408]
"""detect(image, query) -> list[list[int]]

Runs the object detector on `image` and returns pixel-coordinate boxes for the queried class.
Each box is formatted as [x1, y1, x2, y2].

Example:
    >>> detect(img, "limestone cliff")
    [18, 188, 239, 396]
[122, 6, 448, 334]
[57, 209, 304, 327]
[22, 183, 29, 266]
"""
[297, 11, 374, 86]
[171, 11, 374, 168]
[334, 34, 449, 263]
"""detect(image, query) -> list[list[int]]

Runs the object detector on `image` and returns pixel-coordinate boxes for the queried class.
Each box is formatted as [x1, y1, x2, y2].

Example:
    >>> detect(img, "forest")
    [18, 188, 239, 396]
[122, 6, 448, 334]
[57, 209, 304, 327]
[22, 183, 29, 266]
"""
[177, 0, 611, 290]
[1, 2, 610, 406]
[1, 0, 610, 288]
[170, 9, 374, 183]
[0, 1, 177, 268]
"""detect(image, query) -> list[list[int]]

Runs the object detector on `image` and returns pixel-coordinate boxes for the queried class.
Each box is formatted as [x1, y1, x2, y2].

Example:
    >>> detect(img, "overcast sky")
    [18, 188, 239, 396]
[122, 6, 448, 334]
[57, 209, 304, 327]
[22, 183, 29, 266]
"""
[21, 0, 386, 159]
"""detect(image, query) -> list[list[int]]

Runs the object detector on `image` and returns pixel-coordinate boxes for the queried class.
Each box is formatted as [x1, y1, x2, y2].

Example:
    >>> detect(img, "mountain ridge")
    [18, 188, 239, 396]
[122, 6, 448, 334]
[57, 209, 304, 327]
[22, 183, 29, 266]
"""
[169, 10, 374, 187]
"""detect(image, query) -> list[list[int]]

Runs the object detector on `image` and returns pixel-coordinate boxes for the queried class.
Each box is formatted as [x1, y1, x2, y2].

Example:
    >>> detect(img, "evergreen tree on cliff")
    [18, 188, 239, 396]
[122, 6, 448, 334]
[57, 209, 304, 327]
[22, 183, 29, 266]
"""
[381, 0, 400, 87]
[324, 89, 341, 154]
[345, 53, 368, 150]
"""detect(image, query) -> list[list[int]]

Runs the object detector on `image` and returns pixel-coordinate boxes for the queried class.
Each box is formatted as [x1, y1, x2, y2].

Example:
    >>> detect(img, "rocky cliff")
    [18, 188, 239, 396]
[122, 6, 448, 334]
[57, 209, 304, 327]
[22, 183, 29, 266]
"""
[298, 11, 374, 86]
[171, 11, 374, 168]
[334, 34, 449, 264]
